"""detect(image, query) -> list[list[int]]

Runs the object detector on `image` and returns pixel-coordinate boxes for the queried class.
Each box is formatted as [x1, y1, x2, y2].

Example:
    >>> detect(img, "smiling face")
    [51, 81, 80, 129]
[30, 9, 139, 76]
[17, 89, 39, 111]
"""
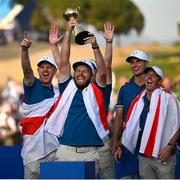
[145, 70, 162, 92]
[73, 65, 92, 89]
[129, 58, 148, 76]
[37, 62, 57, 86]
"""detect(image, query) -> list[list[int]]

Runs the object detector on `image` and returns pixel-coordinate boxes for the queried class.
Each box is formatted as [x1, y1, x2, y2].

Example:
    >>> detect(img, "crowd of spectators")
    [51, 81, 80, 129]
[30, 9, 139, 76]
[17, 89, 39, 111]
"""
[0, 77, 23, 145]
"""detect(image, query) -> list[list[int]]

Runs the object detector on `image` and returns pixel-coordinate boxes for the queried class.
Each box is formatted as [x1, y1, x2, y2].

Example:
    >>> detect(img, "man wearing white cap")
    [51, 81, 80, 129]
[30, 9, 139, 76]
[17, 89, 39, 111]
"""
[48, 21, 115, 179]
[19, 32, 61, 178]
[45, 17, 109, 177]
[121, 66, 179, 179]
[113, 49, 149, 178]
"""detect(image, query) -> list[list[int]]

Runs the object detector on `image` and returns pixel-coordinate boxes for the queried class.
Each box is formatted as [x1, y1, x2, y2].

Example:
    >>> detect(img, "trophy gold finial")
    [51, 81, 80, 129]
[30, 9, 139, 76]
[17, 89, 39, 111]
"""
[63, 7, 90, 45]
[63, 8, 79, 21]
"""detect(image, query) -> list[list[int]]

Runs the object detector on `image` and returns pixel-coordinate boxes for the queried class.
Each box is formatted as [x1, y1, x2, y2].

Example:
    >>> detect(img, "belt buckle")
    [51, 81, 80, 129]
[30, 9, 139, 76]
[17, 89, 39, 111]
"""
[76, 147, 85, 153]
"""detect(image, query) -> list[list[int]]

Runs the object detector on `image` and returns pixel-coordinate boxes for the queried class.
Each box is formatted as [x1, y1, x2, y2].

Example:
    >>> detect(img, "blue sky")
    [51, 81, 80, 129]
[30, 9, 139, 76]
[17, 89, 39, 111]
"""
[131, 0, 180, 44]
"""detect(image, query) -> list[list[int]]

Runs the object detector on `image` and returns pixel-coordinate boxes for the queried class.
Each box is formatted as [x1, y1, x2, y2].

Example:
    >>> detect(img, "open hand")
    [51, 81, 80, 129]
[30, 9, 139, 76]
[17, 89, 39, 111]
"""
[102, 21, 114, 42]
[49, 26, 63, 45]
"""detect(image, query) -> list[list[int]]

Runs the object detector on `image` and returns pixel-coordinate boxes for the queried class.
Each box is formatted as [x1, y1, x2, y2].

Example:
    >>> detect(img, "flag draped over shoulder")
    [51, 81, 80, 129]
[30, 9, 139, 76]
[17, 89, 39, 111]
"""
[45, 79, 109, 139]
[19, 92, 60, 165]
[122, 88, 179, 158]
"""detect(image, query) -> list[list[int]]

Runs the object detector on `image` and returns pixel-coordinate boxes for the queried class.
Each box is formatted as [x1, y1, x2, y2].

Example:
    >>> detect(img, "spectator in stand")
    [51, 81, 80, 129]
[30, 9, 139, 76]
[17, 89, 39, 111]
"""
[0, 102, 17, 145]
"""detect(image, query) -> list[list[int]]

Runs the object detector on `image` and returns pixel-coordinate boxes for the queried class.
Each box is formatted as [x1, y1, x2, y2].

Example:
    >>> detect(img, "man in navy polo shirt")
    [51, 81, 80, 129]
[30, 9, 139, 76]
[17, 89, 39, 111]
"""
[48, 21, 115, 178]
[45, 17, 109, 176]
[122, 66, 179, 179]
[90, 22, 115, 179]
[20, 32, 60, 179]
[113, 49, 149, 178]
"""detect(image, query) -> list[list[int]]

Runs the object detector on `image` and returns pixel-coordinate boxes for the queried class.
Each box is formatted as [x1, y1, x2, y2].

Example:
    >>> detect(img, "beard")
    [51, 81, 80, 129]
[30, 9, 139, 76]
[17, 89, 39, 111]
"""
[74, 78, 91, 89]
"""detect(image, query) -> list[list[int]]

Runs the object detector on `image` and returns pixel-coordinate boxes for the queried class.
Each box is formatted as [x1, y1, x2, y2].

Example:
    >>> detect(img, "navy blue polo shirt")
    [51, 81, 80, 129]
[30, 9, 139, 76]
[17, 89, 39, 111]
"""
[178, 139, 180, 148]
[23, 78, 55, 104]
[117, 77, 145, 120]
[104, 83, 112, 112]
[140, 95, 150, 133]
[59, 77, 108, 146]
[135, 94, 150, 153]
[115, 77, 145, 177]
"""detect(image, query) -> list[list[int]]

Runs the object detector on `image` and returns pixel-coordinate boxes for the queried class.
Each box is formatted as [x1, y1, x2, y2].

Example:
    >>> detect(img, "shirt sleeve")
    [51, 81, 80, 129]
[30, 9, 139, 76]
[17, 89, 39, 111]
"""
[58, 76, 72, 95]
[23, 78, 38, 103]
[116, 86, 124, 108]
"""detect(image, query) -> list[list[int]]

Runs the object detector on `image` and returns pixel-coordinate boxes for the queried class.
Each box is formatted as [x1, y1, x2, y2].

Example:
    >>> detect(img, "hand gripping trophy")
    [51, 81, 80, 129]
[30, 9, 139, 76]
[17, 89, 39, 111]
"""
[63, 7, 90, 45]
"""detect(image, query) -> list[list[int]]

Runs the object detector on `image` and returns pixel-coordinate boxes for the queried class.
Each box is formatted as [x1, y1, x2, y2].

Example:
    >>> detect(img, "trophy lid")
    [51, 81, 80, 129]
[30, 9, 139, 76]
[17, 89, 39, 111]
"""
[63, 8, 79, 21]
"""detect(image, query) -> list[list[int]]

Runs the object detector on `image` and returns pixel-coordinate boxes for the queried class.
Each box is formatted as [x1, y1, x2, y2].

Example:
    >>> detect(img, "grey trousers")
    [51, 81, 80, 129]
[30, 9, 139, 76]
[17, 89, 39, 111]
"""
[55, 144, 100, 176]
[139, 154, 176, 179]
[98, 136, 115, 179]
[24, 150, 57, 179]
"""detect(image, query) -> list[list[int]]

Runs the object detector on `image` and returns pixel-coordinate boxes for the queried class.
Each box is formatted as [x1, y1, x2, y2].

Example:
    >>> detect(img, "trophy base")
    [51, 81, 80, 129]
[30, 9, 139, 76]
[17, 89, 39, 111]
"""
[75, 31, 90, 45]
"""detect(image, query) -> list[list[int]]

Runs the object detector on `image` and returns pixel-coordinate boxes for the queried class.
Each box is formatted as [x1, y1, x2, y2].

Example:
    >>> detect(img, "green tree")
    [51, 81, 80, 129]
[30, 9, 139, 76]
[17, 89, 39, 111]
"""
[14, 0, 144, 36]
[86, 0, 144, 34]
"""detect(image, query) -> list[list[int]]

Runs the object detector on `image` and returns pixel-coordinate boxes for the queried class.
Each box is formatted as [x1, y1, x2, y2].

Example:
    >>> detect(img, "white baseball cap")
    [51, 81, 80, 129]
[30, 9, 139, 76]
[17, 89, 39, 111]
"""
[37, 56, 58, 69]
[73, 59, 95, 73]
[126, 50, 149, 62]
[144, 66, 163, 79]
[90, 60, 97, 69]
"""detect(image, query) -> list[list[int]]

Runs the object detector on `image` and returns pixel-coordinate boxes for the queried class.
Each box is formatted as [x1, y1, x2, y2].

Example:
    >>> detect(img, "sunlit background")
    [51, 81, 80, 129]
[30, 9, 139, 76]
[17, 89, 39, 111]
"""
[0, 0, 179, 178]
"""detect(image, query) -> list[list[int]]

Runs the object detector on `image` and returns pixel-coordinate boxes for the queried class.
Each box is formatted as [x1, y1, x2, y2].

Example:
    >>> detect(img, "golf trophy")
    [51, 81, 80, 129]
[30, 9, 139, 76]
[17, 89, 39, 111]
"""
[63, 7, 90, 45]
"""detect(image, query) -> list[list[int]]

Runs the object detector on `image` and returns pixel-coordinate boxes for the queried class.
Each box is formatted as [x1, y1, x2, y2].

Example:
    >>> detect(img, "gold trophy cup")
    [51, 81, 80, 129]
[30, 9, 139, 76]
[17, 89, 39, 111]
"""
[63, 8, 90, 45]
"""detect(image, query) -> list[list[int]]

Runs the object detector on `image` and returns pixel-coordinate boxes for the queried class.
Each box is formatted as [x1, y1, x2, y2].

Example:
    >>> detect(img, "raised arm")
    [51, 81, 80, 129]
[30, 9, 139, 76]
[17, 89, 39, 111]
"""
[21, 32, 34, 85]
[84, 34, 106, 86]
[102, 22, 114, 84]
[55, 17, 77, 82]
[49, 17, 77, 82]
[49, 26, 63, 68]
